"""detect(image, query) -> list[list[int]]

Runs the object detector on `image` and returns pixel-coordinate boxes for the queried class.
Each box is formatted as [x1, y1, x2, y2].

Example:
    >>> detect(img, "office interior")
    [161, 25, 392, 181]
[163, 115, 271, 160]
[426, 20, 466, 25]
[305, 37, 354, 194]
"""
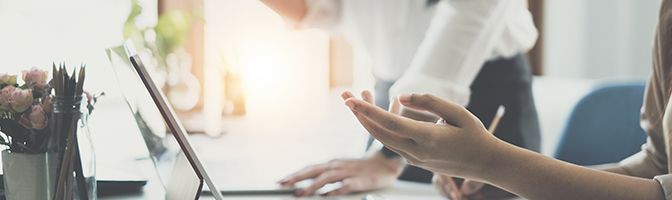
[0, 0, 660, 199]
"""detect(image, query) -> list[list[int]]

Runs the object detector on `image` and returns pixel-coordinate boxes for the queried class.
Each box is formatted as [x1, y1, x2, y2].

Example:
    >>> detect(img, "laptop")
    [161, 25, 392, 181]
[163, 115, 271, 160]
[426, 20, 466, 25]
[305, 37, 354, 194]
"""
[110, 40, 359, 197]
[108, 40, 316, 198]
[104, 41, 225, 200]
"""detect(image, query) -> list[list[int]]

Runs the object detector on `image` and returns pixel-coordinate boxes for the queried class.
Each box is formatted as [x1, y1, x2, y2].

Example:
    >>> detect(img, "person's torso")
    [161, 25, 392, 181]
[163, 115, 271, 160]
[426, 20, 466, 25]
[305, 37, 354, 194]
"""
[646, 0, 672, 174]
[338, 0, 537, 80]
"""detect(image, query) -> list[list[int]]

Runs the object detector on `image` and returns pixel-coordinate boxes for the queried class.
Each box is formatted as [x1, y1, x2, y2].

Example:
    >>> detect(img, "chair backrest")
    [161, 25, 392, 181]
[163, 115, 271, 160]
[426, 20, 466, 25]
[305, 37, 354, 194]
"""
[553, 82, 647, 165]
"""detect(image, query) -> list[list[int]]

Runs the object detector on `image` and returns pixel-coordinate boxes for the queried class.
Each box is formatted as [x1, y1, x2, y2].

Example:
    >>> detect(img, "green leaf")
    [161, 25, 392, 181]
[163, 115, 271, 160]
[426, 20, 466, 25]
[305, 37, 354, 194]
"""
[155, 11, 192, 54]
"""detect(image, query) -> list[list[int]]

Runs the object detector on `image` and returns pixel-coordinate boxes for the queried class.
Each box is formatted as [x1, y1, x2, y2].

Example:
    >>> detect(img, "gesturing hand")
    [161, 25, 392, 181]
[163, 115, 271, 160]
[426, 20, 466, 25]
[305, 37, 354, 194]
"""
[343, 92, 500, 180]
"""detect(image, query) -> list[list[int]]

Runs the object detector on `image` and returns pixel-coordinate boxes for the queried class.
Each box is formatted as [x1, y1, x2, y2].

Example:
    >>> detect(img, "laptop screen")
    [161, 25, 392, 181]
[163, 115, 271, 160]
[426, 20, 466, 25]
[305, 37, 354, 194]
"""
[106, 43, 222, 200]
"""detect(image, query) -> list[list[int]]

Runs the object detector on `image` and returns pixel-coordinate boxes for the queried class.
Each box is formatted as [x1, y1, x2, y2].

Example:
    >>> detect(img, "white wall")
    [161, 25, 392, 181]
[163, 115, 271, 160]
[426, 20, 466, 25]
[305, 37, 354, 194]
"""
[0, 0, 161, 161]
[0, 0, 131, 93]
[544, 0, 660, 79]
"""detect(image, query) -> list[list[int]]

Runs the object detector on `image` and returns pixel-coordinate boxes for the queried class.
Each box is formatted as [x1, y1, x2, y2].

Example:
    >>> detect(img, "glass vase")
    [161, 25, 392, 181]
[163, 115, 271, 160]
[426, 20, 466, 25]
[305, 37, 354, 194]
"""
[74, 97, 96, 200]
[50, 96, 96, 200]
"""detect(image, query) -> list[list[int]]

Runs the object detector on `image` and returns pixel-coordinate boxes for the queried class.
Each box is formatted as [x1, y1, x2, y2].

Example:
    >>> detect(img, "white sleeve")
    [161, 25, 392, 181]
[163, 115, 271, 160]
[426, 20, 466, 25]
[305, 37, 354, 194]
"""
[389, 0, 533, 106]
[655, 175, 672, 200]
[295, 0, 343, 31]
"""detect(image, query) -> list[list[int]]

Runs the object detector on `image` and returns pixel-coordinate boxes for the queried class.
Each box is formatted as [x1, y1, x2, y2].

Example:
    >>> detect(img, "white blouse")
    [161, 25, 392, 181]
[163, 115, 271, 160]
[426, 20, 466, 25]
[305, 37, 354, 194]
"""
[299, 0, 537, 105]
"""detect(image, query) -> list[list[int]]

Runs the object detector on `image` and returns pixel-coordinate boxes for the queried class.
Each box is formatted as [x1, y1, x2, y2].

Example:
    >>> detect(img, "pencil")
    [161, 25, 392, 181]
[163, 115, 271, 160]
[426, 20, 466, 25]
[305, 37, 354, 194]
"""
[488, 105, 506, 133]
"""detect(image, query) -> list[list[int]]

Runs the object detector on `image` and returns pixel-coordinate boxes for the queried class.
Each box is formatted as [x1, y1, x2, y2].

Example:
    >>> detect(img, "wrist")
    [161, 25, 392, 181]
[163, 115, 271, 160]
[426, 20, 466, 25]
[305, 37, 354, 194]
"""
[372, 151, 405, 173]
[472, 137, 514, 182]
[380, 146, 401, 159]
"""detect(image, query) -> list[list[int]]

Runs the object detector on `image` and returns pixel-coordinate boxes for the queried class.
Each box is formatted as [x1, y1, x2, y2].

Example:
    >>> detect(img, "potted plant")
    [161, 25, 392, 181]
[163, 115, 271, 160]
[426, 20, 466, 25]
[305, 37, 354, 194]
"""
[124, 0, 202, 112]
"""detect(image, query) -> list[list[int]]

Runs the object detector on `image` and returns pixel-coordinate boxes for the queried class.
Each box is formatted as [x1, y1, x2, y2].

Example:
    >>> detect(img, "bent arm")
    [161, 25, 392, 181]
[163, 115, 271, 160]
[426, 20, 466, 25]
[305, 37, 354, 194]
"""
[343, 92, 667, 200]
[485, 142, 665, 200]
[389, 0, 536, 105]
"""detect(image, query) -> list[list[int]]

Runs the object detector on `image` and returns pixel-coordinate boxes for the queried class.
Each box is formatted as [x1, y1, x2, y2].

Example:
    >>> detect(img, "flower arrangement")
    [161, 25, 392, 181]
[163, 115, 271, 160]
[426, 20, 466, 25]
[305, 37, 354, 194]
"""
[0, 66, 102, 154]
[0, 68, 53, 153]
[0, 65, 103, 200]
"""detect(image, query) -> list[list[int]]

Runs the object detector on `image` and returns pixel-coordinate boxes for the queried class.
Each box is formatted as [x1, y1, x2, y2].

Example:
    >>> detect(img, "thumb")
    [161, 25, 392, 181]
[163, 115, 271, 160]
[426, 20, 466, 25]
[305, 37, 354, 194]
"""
[460, 179, 486, 195]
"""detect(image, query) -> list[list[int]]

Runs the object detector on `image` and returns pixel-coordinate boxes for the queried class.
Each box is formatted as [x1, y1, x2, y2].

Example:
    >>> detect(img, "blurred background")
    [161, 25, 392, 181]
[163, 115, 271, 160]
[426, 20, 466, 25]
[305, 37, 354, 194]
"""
[0, 0, 660, 158]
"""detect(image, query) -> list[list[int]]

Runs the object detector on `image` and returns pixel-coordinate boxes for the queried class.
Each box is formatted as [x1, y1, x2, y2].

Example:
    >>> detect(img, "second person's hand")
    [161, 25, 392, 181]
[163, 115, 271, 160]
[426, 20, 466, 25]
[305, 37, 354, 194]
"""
[278, 91, 405, 197]
[278, 153, 404, 197]
[433, 173, 487, 200]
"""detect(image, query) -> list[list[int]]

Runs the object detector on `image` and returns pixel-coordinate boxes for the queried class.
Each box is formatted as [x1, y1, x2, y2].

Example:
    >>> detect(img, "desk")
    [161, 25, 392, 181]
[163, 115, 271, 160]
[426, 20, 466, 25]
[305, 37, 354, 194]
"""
[99, 163, 447, 200]
[91, 90, 523, 200]
[92, 89, 447, 199]
[97, 163, 524, 200]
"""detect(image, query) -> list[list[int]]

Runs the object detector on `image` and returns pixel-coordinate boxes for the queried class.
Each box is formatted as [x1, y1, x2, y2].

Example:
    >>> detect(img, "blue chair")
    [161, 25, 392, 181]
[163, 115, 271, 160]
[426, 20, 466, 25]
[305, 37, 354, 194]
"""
[553, 82, 648, 165]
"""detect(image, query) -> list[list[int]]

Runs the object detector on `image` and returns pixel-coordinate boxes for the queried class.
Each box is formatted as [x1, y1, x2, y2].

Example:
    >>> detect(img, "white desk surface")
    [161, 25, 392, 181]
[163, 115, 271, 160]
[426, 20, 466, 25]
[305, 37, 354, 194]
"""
[95, 155, 449, 200]
[91, 90, 523, 200]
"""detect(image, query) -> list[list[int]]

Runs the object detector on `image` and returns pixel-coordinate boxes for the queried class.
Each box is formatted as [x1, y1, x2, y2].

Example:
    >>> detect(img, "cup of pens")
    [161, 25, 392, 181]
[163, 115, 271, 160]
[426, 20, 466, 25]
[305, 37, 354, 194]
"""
[49, 64, 99, 200]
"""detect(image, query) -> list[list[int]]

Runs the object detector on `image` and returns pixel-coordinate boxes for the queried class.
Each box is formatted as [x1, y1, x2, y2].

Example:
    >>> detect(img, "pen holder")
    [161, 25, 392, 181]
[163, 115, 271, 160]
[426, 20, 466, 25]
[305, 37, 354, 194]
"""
[50, 96, 96, 200]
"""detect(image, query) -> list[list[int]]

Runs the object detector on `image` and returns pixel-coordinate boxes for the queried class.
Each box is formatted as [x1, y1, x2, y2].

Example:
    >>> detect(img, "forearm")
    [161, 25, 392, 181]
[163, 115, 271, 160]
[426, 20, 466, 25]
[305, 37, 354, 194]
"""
[260, 0, 307, 22]
[483, 142, 664, 200]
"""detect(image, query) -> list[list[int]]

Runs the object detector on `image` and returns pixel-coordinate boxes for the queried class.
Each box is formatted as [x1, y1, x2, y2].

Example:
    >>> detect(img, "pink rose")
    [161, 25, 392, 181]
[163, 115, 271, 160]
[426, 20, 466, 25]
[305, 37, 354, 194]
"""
[21, 68, 49, 88]
[41, 95, 52, 114]
[0, 73, 17, 85]
[0, 86, 16, 111]
[8, 88, 33, 113]
[19, 105, 48, 130]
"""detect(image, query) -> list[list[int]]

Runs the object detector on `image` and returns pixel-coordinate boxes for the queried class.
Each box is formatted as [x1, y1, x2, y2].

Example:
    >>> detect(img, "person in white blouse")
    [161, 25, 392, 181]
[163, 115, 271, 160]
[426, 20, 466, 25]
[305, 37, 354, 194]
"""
[262, 0, 541, 198]
[337, 1, 672, 199]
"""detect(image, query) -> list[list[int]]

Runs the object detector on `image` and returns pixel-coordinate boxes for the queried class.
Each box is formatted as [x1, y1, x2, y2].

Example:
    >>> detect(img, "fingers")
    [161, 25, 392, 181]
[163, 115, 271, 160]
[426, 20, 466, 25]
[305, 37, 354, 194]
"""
[345, 98, 427, 141]
[341, 90, 374, 104]
[322, 178, 355, 196]
[296, 170, 350, 197]
[433, 174, 463, 200]
[444, 175, 463, 200]
[349, 108, 418, 152]
[432, 174, 451, 197]
[460, 180, 486, 195]
[399, 94, 471, 127]
[361, 90, 374, 104]
[279, 164, 329, 186]
[322, 185, 350, 196]
[341, 91, 355, 100]
[322, 172, 394, 197]
[399, 107, 441, 123]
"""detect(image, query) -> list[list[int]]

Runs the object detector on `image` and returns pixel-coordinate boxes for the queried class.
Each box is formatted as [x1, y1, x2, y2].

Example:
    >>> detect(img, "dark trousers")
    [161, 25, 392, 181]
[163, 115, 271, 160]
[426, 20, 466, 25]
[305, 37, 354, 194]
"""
[373, 54, 541, 183]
